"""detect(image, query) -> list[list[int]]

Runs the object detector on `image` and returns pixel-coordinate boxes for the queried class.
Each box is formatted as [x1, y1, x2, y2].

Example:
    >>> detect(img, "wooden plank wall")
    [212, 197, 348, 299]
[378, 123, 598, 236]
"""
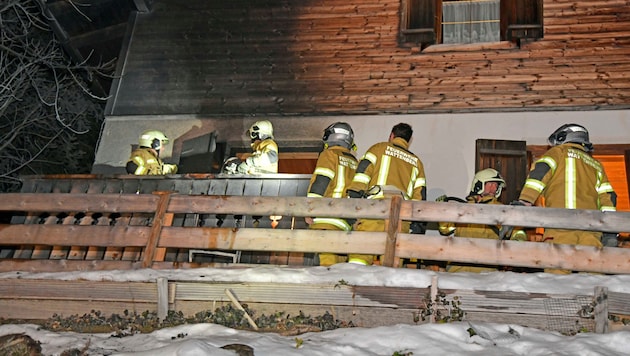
[109, 0, 630, 116]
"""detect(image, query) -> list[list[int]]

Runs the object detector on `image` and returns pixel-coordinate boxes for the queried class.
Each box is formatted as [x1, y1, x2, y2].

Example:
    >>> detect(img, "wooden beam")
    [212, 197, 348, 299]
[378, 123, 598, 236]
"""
[2, 193, 160, 213]
[403, 200, 630, 233]
[0, 225, 150, 247]
[396, 234, 630, 274]
[158, 228, 385, 255]
[594, 286, 609, 334]
[143, 192, 172, 268]
[0, 260, 141, 273]
[382, 195, 402, 267]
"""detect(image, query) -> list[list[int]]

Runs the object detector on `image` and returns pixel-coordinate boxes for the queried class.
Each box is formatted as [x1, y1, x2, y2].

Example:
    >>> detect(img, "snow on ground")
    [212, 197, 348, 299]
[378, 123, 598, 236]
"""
[2, 264, 630, 355]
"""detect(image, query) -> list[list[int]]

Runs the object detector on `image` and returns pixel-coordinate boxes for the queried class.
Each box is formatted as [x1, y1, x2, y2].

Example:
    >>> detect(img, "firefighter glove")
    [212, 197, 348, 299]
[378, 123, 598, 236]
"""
[347, 189, 365, 199]
[410, 221, 427, 235]
[237, 161, 251, 174]
[509, 200, 528, 206]
[601, 232, 619, 247]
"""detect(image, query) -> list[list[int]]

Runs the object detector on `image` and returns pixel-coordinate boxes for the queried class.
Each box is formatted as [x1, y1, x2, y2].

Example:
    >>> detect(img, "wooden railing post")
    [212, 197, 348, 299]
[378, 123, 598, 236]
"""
[382, 195, 402, 267]
[142, 191, 173, 268]
[594, 286, 609, 334]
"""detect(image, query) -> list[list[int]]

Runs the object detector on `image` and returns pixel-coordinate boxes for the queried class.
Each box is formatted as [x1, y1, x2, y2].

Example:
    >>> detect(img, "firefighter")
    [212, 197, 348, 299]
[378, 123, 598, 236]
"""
[306, 122, 358, 266]
[345, 123, 426, 265]
[516, 123, 617, 274]
[437, 168, 527, 273]
[126, 130, 178, 175]
[237, 120, 279, 174]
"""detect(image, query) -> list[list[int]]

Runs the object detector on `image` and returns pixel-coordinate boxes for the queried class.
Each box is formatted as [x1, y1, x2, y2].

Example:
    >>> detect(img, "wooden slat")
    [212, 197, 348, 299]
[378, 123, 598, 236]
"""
[396, 234, 630, 274]
[0, 225, 150, 246]
[0, 260, 142, 273]
[2, 193, 160, 213]
[142, 192, 172, 268]
[0, 279, 157, 301]
[166, 195, 391, 218]
[609, 291, 630, 315]
[404, 200, 630, 233]
[382, 195, 402, 267]
[173, 282, 428, 309]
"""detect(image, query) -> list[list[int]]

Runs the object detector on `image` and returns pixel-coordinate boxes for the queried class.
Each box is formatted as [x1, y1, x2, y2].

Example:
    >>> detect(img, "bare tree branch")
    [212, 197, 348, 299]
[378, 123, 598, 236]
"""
[0, 0, 109, 192]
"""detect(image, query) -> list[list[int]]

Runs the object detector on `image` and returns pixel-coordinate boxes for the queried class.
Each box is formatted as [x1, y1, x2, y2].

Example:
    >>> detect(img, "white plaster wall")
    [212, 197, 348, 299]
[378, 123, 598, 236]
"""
[94, 110, 630, 200]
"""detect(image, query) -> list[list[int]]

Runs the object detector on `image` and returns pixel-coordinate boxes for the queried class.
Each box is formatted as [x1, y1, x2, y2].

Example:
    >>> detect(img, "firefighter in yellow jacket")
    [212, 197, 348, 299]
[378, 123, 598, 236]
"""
[517, 123, 617, 274]
[237, 120, 279, 174]
[307, 122, 358, 266]
[438, 168, 527, 273]
[345, 123, 426, 265]
[126, 130, 178, 175]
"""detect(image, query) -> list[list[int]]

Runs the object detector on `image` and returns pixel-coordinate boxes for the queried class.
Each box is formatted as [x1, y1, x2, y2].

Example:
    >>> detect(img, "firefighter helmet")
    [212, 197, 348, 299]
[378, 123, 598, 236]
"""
[247, 120, 274, 141]
[139, 130, 169, 151]
[470, 168, 505, 198]
[548, 123, 593, 152]
[322, 122, 355, 149]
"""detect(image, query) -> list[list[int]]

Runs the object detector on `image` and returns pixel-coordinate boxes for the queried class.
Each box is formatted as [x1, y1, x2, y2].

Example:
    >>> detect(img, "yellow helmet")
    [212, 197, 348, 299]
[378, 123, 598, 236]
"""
[470, 168, 505, 198]
[139, 130, 169, 151]
[247, 120, 274, 141]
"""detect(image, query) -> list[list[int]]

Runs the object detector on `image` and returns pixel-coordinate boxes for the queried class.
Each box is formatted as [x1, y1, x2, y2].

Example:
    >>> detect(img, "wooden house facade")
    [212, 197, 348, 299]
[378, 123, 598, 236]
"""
[94, 0, 630, 204]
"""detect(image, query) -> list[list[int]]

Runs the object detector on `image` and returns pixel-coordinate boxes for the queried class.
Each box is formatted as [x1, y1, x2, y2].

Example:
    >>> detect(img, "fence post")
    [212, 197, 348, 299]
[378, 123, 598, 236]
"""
[382, 195, 402, 267]
[594, 286, 609, 333]
[157, 277, 169, 321]
[142, 191, 173, 268]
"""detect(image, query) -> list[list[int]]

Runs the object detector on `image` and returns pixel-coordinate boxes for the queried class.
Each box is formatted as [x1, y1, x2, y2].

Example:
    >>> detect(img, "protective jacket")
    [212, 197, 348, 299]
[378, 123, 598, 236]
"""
[519, 143, 616, 212]
[345, 137, 425, 266]
[439, 195, 527, 241]
[346, 137, 426, 201]
[126, 147, 178, 175]
[240, 139, 279, 174]
[307, 146, 358, 231]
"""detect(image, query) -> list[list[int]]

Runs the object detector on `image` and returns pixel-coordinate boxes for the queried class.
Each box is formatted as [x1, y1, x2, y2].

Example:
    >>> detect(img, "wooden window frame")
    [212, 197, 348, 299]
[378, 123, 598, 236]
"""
[400, 0, 543, 49]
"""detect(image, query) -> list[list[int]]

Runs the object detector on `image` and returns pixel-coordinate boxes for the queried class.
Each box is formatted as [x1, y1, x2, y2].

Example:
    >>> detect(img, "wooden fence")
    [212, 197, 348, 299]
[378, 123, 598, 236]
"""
[2, 190, 630, 273]
[1, 175, 630, 333]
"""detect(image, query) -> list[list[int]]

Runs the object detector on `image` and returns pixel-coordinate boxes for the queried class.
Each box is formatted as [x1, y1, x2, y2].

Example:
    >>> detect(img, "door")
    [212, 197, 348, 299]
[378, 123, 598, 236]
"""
[475, 139, 528, 204]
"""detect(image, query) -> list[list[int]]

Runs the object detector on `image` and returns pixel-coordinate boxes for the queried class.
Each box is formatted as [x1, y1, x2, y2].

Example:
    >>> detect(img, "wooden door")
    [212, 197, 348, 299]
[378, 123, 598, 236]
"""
[475, 139, 528, 204]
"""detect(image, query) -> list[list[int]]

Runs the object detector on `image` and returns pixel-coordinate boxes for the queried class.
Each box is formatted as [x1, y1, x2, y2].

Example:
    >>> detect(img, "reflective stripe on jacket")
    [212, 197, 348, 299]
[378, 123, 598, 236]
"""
[519, 143, 616, 212]
[247, 139, 279, 173]
[346, 137, 426, 201]
[307, 146, 358, 231]
[127, 148, 165, 175]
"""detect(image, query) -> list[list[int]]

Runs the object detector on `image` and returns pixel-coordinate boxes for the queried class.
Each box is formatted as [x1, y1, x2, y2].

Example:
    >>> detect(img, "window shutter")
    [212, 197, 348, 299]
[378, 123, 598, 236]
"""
[400, 0, 439, 48]
[500, 0, 543, 43]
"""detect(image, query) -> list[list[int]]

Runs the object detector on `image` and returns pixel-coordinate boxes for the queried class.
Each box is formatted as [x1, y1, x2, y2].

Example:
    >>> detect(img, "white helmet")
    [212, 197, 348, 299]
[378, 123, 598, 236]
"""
[247, 120, 274, 141]
[323, 122, 355, 149]
[470, 168, 505, 198]
[548, 123, 593, 152]
[139, 130, 169, 151]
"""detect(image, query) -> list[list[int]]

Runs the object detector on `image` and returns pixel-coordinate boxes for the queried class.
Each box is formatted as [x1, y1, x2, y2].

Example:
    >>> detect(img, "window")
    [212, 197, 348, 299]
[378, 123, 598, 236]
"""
[400, 0, 543, 49]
